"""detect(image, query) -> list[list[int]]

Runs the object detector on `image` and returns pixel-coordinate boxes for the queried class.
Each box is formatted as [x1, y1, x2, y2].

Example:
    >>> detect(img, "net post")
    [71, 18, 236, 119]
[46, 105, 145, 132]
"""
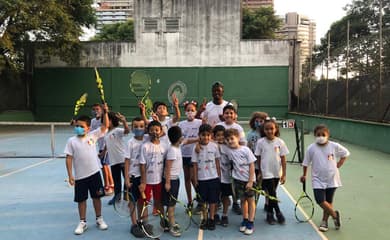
[50, 123, 55, 158]
[300, 120, 305, 162]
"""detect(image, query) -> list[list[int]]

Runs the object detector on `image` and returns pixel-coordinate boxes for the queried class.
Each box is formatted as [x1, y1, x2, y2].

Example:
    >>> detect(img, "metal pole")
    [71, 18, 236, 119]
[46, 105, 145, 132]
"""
[379, 0, 383, 121]
[50, 124, 55, 158]
[300, 120, 305, 162]
[309, 41, 313, 113]
[346, 20, 350, 118]
[326, 32, 330, 115]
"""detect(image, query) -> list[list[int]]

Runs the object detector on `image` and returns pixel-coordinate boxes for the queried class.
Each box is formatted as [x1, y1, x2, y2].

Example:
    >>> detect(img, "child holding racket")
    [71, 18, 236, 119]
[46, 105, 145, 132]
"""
[300, 124, 350, 232]
[192, 124, 221, 231]
[105, 112, 130, 205]
[64, 103, 109, 235]
[139, 121, 169, 230]
[255, 118, 289, 225]
[124, 117, 146, 238]
[178, 100, 202, 207]
[162, 126, 183, 237]
[223, 128, 257, 235]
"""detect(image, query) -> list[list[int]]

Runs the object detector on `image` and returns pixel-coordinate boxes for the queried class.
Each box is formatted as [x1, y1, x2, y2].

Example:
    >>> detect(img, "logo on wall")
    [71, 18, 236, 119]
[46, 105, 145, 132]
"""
[168, 81, 187, 104]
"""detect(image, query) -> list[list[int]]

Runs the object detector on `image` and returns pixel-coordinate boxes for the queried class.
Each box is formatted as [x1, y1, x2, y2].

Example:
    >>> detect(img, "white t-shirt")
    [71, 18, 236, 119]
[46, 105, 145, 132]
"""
[178, 119, 202, 158]
[191, 141, 220, 181]
[302, 141, 350, 189]
[216, 122, 247, 145]
[223, 145, 256, 182]
[91, 117, 104, 150]
[201, 100, 229, 127]
[219, 144, 232, 184]
[104, 128, 127, 166]
[139, 141, 167, 184]
[165, 145, 183, 179]
[125, 137, 143, 178]
[149, 116, 174, 134]
[64, 128, 105, 180]
[255, 137, 289, 179]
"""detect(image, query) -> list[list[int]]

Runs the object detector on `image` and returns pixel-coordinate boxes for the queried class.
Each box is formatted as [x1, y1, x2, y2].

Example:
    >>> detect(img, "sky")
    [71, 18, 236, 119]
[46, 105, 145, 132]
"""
[274, 0, 353, 44]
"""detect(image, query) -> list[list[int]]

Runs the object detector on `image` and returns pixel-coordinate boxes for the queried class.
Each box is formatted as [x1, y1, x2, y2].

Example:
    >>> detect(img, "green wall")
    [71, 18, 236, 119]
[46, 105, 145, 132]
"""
[32, 66, 289, 121]
[288, 112, 390, 154]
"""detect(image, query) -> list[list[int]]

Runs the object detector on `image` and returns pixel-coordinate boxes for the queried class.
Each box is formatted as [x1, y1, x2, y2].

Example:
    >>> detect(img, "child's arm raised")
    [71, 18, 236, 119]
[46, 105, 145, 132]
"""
[100, 103, 109, 132]
[138, 101, 151, 126]
[171, 93, 181, 123]
[116, 112, 130, 134]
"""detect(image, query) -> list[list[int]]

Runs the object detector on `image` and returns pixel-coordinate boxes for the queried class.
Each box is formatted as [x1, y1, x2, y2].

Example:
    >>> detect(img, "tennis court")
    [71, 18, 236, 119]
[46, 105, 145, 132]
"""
[0, 124, 389, 240]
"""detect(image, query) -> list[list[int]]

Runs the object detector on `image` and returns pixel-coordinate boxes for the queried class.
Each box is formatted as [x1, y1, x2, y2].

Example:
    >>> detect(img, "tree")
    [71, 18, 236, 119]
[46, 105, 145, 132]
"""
[242, 7, 282, 39]
[93, 20, 134, 42]
[0, 0, 96, 72]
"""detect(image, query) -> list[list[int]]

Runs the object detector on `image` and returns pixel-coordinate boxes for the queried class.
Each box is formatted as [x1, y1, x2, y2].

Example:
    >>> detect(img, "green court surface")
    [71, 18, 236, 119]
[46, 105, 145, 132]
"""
[0, 125, 389, 240]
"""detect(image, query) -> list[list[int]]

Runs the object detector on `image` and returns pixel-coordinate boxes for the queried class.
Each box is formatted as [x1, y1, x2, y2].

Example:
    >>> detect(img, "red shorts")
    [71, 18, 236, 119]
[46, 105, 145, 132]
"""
[144, 183, 162, 202]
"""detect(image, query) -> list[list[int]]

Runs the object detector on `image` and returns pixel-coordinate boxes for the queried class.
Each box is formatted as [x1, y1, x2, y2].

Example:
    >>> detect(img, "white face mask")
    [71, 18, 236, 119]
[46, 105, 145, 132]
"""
[185, 111, 197, 120]
[315, 136, 328, 145]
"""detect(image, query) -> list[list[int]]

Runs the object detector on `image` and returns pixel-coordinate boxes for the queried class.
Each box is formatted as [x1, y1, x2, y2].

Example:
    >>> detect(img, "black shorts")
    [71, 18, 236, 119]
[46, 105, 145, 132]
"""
[130, 176, 141, 202]
[182, 157, 193, 167]
[74, 171, 105, 202]
[220, 182, 233, 197]
[162, 178, 180, 207]
[313, 188, 337, 205]
[233, 179, 255, 199]
[198, 178, 220, 204]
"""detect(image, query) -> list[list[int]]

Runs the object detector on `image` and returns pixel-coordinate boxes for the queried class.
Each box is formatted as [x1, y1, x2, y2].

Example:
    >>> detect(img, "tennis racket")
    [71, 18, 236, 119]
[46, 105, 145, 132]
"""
[250, 186, 280, 202]
[168, 193, 192, 231]
[294, 181, 315, 222]
[167, 81, 187, 114]
[94, 67, 106, 104]
[73, 93, 88, 117]
[138, 192, 165, 239]
[192, 187, 206, 228]
[113, 189, 135, 218]
[130, 70, 152, 117]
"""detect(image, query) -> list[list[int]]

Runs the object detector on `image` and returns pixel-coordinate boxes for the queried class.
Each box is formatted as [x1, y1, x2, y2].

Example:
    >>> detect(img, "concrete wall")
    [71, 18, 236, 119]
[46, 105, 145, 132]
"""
[35, 0, 289, 68]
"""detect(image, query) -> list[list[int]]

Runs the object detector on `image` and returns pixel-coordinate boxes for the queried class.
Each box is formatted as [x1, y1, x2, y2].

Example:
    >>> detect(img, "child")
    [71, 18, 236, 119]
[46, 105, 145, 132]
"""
[192, 124, 221, 231]
[178, 100, 202, 206]
[300, 124, 350, 232]
[162, 126, 183, 237]
[105, 112, 130, 205]
[223, 129, 257, 235]
[213, 125, 231, 227]
[124, 117, 146, 238]
[64, 103, 109, 235]
[90, 103, 114, 195]
[139, 121, 168, 230]
[255, 118, 289, 225]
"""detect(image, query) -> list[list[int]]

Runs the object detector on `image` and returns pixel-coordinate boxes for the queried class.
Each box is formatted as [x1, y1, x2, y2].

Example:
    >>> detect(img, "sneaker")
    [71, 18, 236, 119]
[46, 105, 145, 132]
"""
[319, 221, 329, 232]
[104, 186, 114, 196]
[74, 221, 87, 235]
[239, 219, 248, 232]
[130, 224, 145, 238]
[266, 213, 276, 225]
[276, 212, 286, 224]
[221, 216, 229, 227]
[244, 221, 254, 235]
[334, 210, 341, 230]
[152, 207, 159, 216]
[170, 223, 182, 237]
[200, 219, 208, 230]
[214, 214, 221, 225]
[96, 216, 108, 230]
[233, 202, 242, 215]
[208, 219, 216, 231]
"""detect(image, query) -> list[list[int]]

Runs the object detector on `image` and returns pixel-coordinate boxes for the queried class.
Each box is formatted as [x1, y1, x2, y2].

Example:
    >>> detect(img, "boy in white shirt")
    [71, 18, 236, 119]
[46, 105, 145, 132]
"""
[139, 121, 168, 230]
[162, 126, 183, 237]
[224, 129, 257, 235]
[124, 117, 146, 237]
[64, 103, 109, 235]
[192, 124, 221, 231]
[216, 105, 247, 146]
[301, 124, 350, 232]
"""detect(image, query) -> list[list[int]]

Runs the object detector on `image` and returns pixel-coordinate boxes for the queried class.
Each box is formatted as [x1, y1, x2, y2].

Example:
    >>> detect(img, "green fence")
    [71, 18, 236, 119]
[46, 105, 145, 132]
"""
[288, 112, 390, 154]
[32, 66, 289, 121]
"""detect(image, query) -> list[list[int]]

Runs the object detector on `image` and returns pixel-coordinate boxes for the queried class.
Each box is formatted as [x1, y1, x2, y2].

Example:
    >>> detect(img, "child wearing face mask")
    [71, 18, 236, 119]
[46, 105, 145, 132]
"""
[64, 103, 109, 235]
[300, 124, 350, 232]
[178, 101, 202, 206]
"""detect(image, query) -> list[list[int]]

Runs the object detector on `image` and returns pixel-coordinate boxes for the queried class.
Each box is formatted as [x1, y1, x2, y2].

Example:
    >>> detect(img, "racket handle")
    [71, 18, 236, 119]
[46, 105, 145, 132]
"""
[303, 181, 306, 192]
[141, 191, 146, 200]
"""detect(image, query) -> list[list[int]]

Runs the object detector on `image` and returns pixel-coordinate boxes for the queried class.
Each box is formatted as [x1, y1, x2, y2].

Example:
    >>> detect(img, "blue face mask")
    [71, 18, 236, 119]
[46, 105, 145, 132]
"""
[74, 126, 85, 136]
[132, 129, 144, 137]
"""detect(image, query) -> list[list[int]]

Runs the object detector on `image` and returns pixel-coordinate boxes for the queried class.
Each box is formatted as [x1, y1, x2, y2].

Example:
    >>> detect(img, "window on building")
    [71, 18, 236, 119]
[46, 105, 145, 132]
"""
[164, 18, 180, 32]
[143, 18, 159, 32]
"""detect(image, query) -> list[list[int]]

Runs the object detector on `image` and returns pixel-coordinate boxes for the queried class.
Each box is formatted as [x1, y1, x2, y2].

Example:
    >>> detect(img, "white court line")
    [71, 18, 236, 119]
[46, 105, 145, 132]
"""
[0, 158, 56, 178]
[280, 185, 328, 240]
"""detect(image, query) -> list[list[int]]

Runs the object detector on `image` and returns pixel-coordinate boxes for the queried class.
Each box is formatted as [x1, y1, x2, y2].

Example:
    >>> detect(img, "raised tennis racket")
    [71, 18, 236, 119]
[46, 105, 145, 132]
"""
[113, 189, 135, 218]
[294, 181, 315, 222]
[73, 93, 88, 117]
[130, 70, 152, 117]
[94, 67, 106, 104]
[167, 81, 187, 113]
[137, 192, 165, 239]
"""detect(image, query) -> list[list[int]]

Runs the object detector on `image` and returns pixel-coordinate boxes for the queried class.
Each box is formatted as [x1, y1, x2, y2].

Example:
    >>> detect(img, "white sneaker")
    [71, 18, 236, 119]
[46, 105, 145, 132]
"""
[96, 216, 108, 230]
[74, 221, 87, 235]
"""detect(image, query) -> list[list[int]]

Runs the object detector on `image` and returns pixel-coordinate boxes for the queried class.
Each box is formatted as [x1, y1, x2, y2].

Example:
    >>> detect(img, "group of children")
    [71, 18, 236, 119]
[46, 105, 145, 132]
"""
[65, 82, 350, 237]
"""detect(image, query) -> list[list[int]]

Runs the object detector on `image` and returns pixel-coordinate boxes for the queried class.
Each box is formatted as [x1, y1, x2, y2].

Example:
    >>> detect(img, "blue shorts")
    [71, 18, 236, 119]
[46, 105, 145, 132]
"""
[129, 176, 141, 202]
[220, 182, 233, 197]
[313, 188, 337, 205]
[233, 179, 255, 199]
[74, 171, 105, 202]
[162, 178, 180, 207]
[198, 178, 220, 204]
[182, 157, 192, 167]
